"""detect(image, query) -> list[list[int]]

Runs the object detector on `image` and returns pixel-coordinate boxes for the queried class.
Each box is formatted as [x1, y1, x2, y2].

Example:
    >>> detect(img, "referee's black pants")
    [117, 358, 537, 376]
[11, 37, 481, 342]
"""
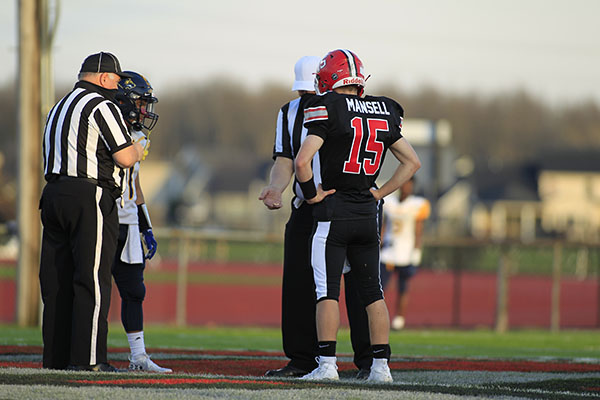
[281, 200, 372, 372]
[39, 179, 119, 369]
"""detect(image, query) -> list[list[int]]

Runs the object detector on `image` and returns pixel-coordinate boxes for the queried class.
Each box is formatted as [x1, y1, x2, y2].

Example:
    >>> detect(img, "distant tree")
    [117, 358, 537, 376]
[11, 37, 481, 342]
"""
[373, 84, 600, 171]
[151, 79, 291, 166]
[0, 83, 17, 178]
[1, 78, 599, 199]
[0, 83, 17, 222]
[558, 101, 600, 148]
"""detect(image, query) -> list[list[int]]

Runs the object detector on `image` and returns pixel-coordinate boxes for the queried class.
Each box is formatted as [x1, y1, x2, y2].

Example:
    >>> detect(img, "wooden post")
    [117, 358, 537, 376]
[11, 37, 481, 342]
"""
[597, 250, 600, 328]
[550, 242, 562, 332]
[175, 235, 189, 327]
[215, 239, 228, 263]
[16, 0, 42, 327]
[451, 248, 462, 327]
[495, 245, 510, 333]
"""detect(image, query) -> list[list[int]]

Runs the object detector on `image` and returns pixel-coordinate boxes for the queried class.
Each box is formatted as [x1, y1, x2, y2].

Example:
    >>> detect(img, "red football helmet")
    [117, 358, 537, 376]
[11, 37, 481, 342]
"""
[314, 49, 366, 96]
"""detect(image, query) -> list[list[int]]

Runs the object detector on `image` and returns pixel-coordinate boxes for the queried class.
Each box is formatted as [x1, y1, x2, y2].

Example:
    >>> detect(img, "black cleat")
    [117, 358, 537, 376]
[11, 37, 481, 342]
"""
[265, 365, 309, 378]
[67, 363, 125, 372]
[355, 368, 371, 380]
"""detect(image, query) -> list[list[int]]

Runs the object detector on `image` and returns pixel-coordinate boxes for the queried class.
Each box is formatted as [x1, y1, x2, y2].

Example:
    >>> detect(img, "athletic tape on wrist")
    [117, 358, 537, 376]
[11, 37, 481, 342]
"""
[138, 203, 152, 231]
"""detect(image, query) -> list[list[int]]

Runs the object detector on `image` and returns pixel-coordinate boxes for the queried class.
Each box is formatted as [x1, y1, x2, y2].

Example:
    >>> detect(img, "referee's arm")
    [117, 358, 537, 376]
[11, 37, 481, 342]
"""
[95, 100, 144, 168]
[113, 142, 143, 168]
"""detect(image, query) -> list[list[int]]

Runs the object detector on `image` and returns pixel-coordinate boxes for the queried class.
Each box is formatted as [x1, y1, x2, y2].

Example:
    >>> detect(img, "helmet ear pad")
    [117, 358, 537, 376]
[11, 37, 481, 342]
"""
[128, 108, 143, 131]
[115, 94, 142, 130]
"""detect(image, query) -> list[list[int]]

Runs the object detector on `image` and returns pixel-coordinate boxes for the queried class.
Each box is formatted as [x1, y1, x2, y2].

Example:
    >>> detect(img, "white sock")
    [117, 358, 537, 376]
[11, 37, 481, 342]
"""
[127, 331, 146, 359]
[319, 356, 336, 365]
[372, 358, 389, 368]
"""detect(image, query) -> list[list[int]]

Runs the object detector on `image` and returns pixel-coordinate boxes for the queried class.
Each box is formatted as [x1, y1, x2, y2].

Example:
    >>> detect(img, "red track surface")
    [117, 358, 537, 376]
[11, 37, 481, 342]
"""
[1, 261, 598, 328]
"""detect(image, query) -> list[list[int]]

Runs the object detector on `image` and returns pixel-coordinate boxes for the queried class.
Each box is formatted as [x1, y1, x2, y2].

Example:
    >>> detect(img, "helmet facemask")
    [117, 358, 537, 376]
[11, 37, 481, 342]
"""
[116, 72, 159, 131]
[136, 97, 159, 131]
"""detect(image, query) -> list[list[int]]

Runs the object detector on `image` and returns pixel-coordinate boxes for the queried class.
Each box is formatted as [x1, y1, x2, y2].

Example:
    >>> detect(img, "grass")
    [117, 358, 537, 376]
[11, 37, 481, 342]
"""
[1, 324, 598, 360]
[2, 324, 599, 399]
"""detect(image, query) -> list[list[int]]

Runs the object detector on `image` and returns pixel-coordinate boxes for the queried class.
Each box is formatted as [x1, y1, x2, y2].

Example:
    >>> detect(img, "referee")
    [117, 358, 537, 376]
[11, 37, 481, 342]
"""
[39, 52, 143, 371]
[259, 56, 373, 378]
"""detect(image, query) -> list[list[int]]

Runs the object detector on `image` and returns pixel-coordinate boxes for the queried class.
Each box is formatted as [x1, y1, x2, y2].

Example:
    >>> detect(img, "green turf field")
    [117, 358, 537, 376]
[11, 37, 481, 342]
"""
[1, 324, 598, 359]
[2, 324, 599, 399]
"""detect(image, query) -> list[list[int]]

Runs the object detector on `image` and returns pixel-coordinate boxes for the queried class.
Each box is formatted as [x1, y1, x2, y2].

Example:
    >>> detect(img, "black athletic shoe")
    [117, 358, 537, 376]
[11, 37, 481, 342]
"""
[265, 365, 309, 377]
[355, 368, 371, 380]
[67, 363, 124, 372]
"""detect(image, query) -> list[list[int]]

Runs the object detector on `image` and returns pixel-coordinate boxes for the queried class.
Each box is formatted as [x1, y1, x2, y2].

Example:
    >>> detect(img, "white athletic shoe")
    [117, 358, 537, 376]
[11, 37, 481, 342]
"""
[300, 357, 339, 381]
[391, 316, 405, 331]
[367, 360, 393, 383]
[129, 353, 172, 373]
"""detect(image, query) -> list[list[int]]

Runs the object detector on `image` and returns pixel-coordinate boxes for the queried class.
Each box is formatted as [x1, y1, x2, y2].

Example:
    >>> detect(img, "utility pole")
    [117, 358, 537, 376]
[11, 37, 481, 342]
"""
[17, 0, 42, 327]
[16, 0, 59, 327]
[40, 0, 59, 118]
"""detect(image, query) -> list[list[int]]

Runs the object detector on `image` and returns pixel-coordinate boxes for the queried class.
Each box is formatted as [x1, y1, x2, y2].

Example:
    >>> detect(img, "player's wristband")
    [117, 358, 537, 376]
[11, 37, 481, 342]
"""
[299, 176, 317, 200]
[138, 203, 152, 232]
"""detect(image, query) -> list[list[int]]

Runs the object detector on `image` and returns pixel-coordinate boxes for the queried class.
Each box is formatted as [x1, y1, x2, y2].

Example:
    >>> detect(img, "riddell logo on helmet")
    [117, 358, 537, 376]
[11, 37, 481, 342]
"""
[341, 77, 363, 85]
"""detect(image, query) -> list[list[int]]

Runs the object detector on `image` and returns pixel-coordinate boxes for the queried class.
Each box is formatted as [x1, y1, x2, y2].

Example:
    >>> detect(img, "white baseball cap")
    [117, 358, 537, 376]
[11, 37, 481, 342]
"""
[291, 56, 320, 91]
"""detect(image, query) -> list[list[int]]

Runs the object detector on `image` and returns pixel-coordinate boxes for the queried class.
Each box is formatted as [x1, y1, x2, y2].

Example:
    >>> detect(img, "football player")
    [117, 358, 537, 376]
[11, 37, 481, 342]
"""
[380, 176, 431, 330]
[112, 72, 171, 372]
[295, 49, 421, 382]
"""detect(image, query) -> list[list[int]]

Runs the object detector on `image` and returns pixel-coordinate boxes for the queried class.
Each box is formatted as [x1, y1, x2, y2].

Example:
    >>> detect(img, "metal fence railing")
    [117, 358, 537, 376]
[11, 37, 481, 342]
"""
[149, 229, 600, 329]
[2, 226, 598, 329]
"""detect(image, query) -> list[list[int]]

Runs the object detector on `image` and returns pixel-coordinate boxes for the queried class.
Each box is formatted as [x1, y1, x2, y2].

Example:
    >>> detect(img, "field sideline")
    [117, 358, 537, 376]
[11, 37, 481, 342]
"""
[1, 325, 599, 399]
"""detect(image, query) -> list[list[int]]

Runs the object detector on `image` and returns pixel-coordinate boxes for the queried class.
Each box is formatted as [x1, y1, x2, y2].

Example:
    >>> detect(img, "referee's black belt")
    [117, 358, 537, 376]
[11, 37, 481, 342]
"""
[46, 174, 122, 200]
[46, 174, 99, 186]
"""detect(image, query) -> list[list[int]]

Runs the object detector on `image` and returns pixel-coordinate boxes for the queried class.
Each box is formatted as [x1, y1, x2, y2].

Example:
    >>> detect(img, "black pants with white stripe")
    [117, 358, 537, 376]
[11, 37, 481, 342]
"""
[310, 218, 383, 305]
[281, 201, 372, 372]
[39, 179, 119, 369]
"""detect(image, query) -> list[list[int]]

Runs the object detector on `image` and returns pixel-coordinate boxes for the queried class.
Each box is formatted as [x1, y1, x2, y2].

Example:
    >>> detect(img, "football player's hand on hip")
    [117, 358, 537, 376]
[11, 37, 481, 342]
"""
[306, 185, 335, 204]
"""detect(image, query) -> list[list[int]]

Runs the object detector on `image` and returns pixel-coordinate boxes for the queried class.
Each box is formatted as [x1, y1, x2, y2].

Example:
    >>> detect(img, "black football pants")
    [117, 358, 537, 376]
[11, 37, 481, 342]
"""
[39, 180, 118, 369]
[310, 218, 383, 305]
[112, 224, 146, 333]
[281, 200, 372, 372]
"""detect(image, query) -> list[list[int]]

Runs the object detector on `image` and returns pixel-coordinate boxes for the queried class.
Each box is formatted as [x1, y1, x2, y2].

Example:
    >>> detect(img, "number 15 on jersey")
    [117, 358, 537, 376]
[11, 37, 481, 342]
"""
[343, 117, 388, 176]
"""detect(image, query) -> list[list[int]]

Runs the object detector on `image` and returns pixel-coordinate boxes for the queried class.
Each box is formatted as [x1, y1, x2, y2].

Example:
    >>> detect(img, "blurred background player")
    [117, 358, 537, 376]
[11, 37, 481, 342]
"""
[295, 49, 421, 382]
[112, 71, 171, 372]
[259, 56, 373, 378]
[379, 176, 430, 330]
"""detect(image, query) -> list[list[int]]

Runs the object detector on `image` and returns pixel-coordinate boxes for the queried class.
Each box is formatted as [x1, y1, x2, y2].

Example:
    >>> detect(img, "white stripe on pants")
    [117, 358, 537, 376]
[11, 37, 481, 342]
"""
[311, 221, 331, 301]
[90, 187, 103, 365]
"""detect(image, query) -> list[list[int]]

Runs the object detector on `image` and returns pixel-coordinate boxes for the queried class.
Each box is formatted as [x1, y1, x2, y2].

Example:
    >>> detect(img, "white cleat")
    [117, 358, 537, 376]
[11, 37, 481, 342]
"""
[129, 353, 172, 373]
[300, 358, 339, 381]
[367, 361, 393, 383]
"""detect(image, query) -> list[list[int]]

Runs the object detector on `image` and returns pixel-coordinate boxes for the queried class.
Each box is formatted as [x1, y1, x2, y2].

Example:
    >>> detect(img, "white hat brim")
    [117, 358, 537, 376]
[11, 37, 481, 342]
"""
[291, 80, 314, 91]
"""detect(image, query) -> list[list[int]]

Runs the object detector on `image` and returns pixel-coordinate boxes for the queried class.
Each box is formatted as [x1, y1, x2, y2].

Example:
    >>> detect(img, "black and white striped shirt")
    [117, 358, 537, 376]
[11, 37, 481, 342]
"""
[272, 93, 322, 201]
[42, 81, 133, 188]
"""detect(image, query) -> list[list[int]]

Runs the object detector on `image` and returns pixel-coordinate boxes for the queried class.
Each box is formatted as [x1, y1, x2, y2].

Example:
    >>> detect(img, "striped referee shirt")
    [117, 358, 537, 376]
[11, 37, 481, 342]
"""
[42, 80, 133, 188]
[272, 93, 322, 201]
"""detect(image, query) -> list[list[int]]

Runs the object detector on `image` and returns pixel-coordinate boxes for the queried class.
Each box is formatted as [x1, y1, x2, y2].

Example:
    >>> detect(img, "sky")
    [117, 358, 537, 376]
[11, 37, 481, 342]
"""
[2, 0, 600, 105]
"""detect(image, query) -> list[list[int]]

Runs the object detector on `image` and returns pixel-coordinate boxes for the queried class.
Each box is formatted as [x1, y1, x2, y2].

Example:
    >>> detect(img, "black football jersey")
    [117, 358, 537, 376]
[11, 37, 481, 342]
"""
[303, 92, 404, 219]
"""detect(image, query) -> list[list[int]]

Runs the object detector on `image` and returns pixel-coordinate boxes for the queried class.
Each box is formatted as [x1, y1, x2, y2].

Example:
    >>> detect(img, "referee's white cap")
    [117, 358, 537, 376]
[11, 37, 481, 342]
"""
[292, 56, 320, 91]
